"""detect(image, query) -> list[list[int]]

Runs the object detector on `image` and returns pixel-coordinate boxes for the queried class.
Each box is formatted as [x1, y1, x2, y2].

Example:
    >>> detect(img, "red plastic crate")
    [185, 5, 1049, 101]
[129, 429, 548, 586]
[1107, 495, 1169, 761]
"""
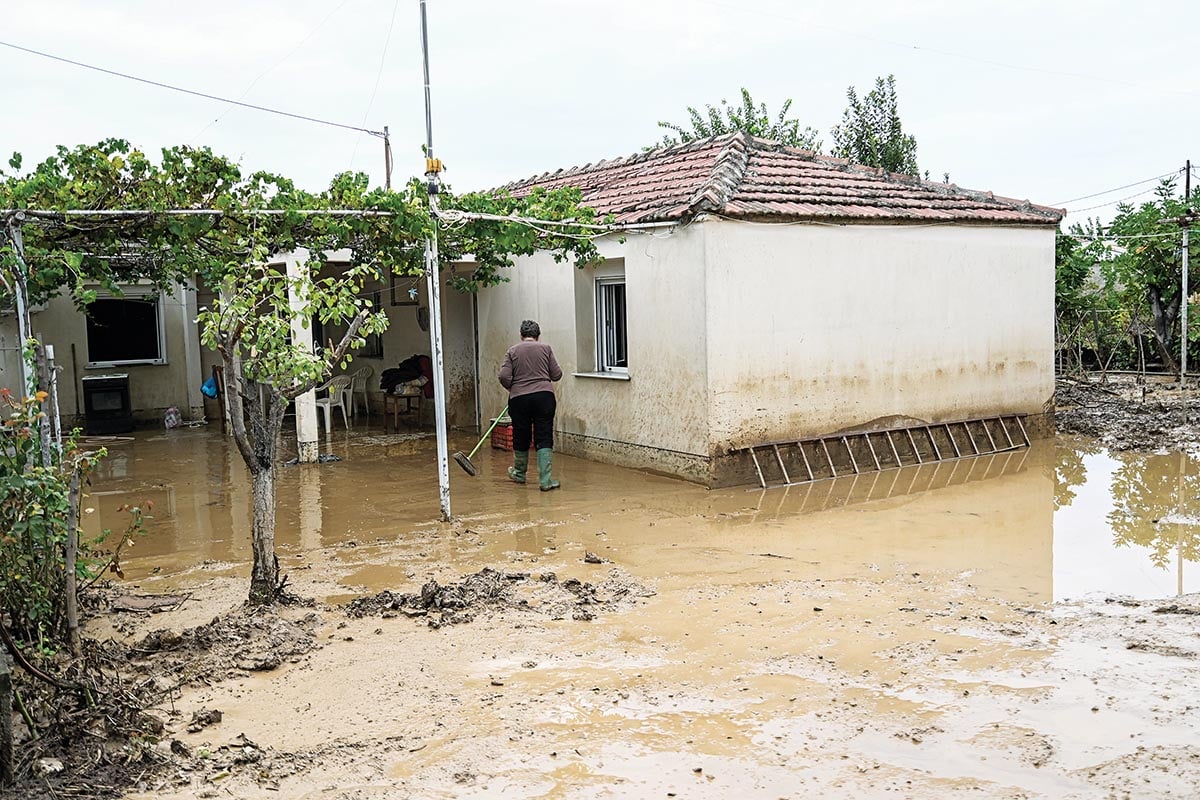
[490, 422, 530, 452]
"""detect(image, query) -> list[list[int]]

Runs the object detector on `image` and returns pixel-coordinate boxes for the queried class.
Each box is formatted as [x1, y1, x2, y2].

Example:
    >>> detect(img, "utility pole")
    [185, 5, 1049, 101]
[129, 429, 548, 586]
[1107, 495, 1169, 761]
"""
[1182, 160, 1191, 386]
[383, 125, 393, 190]
[419, 0, 452, 521]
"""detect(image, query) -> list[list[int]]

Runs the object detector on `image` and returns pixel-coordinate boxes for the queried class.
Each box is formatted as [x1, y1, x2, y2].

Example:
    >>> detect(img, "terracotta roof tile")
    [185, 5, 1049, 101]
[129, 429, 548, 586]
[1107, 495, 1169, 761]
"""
[497, 133, 1063, 226]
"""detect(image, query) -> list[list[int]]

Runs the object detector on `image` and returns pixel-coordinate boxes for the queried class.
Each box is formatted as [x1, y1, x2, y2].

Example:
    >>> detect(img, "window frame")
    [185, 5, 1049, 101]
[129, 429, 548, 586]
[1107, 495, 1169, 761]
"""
[595, 276, 628, 374]
[84, 287, 168, 368]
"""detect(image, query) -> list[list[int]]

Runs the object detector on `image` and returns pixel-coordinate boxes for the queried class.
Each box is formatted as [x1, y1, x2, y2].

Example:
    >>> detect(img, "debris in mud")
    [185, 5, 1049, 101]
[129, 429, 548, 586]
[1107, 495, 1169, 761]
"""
[1125, 641, 1197, 658]
[187, 709, 223, 733]
[1154, 603, 1200, 616]
[133, 607, 321, 684]
[1056, 377, 1200, 452]
[283, 453, 342, 465]
[111, 593, 191, 613]
[343, 566, 654, 627]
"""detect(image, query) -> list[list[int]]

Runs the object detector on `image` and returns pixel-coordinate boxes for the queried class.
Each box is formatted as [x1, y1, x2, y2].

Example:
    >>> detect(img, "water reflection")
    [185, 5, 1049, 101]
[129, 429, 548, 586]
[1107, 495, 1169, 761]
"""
[744, 449, 1030, 520]
[81, 427, 1198, 606]
[1053, 444, 1199, 600]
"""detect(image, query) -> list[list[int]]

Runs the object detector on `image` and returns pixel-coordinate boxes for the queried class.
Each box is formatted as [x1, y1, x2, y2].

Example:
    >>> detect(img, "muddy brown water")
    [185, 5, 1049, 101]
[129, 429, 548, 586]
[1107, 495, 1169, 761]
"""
[82, 425, 1200, 798]
[84, 427, 1197, 602]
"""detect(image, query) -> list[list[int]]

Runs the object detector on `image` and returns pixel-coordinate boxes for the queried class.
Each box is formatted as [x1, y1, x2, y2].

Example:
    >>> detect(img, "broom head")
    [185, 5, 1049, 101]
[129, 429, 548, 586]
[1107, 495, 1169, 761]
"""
[453, 451, 477, 476]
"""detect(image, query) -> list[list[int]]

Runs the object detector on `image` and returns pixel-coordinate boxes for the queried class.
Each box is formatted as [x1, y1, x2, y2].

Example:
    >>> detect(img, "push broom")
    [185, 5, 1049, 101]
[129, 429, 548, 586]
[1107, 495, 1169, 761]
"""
[452, 405, 509, 476]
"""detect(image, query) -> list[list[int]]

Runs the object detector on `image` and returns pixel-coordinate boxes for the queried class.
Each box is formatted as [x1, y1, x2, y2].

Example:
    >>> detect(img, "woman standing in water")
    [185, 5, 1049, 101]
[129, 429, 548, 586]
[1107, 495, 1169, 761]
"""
[498, 319, 562, 491]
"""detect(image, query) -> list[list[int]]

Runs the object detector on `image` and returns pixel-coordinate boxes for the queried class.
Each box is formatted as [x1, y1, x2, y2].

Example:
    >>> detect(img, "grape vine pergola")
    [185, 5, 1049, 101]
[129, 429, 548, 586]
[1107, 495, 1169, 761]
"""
[1, 142, 606, 604]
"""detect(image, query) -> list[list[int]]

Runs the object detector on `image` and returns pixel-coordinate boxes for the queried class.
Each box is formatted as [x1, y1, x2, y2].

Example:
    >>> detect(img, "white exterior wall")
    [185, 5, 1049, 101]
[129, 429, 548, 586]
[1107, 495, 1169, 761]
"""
[703, 219, 1056, 452]
[0, 285, 200, 422]
[476, 225, 710, 467]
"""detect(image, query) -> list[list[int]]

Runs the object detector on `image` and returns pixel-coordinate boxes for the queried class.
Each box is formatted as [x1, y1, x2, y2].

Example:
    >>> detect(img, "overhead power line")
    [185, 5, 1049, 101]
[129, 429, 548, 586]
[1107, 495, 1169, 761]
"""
[1065, 186, 1170, 214]
[0, 38, 385, 137]
[1055, 170, 1181, 207]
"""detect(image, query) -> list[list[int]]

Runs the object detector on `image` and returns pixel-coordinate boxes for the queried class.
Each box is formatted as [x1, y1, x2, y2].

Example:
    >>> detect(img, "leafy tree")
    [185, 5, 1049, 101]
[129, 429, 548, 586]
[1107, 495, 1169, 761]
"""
[1101, 179, 1200, 372]
[1056, 222, 1101, 318]
[2, 140, 602, 606]
[655, 88, 821, 151]
[830, 74, 919, 176]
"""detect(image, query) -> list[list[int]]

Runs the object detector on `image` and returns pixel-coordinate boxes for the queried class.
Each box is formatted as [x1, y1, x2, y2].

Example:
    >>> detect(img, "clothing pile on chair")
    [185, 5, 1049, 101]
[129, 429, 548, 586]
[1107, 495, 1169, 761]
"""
[380, 354, 434, 398]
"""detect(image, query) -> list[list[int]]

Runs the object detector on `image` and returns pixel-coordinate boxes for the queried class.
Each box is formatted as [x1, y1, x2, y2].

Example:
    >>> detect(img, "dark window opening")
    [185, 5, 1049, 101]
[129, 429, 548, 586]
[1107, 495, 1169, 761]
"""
[86, 297, 162, 364]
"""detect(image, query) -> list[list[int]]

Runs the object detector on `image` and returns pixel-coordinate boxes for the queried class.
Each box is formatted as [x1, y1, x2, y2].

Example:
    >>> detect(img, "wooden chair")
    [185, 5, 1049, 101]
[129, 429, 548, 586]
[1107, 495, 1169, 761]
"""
[314, 375, 353, 431]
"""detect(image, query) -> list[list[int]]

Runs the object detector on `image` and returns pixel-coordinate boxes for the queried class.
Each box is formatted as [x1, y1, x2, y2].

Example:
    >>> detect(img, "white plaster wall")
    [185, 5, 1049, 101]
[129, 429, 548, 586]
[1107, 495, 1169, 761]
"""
[703, 219, 1056, 452]
[0, 285, 200, 422]
[476, 225, 709, 457]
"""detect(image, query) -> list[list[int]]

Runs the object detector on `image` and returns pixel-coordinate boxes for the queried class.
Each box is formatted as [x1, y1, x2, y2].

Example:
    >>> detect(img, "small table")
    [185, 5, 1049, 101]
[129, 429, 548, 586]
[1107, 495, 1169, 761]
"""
[383, 389, 423, 432]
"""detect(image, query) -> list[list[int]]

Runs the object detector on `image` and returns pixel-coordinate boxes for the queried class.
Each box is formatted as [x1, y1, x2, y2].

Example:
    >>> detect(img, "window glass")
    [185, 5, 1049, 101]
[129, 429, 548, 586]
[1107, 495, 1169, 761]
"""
[597, 279, 628, 371]
[86, 297, 162, 364]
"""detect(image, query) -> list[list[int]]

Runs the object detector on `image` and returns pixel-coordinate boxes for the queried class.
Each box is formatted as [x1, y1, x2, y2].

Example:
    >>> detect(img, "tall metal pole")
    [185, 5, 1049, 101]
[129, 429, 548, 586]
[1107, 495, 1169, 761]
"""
[1182, 160, 1191, 386]
[420, 0, 452, 521]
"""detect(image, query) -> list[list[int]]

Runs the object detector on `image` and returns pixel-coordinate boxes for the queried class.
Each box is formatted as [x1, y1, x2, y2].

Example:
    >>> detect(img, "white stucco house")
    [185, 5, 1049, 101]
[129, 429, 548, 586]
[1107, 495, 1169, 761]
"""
[474, 132, 1064, 486]
[2, 131, 1064, 489]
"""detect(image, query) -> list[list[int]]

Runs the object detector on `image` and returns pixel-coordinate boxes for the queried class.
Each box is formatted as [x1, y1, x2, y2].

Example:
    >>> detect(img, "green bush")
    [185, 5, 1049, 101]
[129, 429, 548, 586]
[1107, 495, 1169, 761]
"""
[0, 389, 101, 652]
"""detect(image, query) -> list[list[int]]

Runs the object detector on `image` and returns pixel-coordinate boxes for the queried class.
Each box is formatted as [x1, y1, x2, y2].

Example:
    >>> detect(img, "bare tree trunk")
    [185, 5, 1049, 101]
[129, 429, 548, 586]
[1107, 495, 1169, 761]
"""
[1150, 286, 1182, 372]
[248, 463, 278, 604]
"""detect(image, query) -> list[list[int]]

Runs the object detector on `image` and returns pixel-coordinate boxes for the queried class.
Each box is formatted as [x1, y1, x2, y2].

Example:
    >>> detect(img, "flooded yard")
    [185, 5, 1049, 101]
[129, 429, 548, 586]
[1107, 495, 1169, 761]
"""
[77, 425, 1200, 799]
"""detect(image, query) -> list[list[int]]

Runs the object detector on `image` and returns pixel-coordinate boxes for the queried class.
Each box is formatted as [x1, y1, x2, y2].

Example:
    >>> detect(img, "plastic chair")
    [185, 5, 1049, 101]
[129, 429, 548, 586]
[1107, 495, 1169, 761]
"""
[349, 364, 373, 418]
[314, 375, 352, 431]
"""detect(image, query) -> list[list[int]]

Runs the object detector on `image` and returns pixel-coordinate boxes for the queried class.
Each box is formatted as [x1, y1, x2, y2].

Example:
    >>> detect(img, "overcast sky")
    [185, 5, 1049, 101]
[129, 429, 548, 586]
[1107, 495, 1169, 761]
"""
[1, 0, 1196, 226]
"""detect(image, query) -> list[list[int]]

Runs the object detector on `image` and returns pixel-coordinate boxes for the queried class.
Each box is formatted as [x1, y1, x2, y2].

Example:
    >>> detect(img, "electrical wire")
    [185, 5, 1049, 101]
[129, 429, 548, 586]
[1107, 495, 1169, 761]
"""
[192, 0, 358, 142]
[1057, 229, 1182, 242]
[0, 38, 385, 137]
[1063, 186, 1166, 215]
[1054, 170, 1181, 206]
[350, 0, 400, 170]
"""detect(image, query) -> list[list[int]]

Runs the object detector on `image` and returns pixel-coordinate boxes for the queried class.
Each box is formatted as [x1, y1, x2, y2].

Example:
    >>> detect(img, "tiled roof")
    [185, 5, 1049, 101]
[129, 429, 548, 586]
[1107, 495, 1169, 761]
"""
[498, 132, 1064, 226]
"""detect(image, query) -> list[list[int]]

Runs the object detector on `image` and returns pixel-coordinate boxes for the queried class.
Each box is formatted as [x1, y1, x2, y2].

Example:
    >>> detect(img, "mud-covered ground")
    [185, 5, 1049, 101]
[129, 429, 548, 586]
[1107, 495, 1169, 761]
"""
[1056, 375, 1200, 453]
[38, 559, 1200, 800]
[7, 427, 1199, 799]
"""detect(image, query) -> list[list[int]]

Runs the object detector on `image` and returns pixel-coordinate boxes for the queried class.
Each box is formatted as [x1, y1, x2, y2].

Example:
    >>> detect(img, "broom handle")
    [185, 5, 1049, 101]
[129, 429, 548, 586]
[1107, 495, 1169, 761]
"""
[467, 405, 509, 459]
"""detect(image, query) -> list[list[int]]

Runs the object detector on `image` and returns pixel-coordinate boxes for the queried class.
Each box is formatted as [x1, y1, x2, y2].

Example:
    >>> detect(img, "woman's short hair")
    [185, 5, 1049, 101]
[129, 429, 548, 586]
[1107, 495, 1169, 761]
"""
[520, 320, 541, 339]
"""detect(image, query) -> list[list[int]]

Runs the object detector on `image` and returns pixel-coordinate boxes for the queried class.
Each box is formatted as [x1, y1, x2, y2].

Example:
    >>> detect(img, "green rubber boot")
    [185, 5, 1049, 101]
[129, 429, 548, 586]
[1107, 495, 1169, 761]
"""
[537, 448, 560, 491]
[508, 450, 528, 484]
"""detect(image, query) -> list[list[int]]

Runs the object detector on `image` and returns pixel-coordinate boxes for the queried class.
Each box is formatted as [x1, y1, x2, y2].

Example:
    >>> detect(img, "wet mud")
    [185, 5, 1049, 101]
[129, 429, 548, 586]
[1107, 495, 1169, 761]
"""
[1056, 376, 1200, 453]
[345, 566, 654, 626]
[23, 423, 1200, 799]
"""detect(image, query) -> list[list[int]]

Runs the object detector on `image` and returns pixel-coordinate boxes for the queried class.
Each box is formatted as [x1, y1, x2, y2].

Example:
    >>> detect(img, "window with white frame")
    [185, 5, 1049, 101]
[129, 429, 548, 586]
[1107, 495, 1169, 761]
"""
[595, 277, 628, 372]
[85, 289, 166, 367]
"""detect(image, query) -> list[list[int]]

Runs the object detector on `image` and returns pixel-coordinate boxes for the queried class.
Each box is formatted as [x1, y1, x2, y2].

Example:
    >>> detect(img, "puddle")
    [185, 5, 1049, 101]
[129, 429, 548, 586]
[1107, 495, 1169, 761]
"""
[100, 424, 1200, 800]
[84, 427, 1197, 604]
[1053, 442, 1200, 600]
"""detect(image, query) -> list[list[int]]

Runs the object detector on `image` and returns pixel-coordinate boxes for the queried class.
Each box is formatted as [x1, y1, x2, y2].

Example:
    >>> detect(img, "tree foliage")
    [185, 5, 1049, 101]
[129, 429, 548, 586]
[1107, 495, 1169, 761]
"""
[655, 88, 821, 151]
[1098, 179, 1200, 372]
[830, 75, 919, 176]
[1055, 217, 1112, 317]
[1, 139, 604, 605]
